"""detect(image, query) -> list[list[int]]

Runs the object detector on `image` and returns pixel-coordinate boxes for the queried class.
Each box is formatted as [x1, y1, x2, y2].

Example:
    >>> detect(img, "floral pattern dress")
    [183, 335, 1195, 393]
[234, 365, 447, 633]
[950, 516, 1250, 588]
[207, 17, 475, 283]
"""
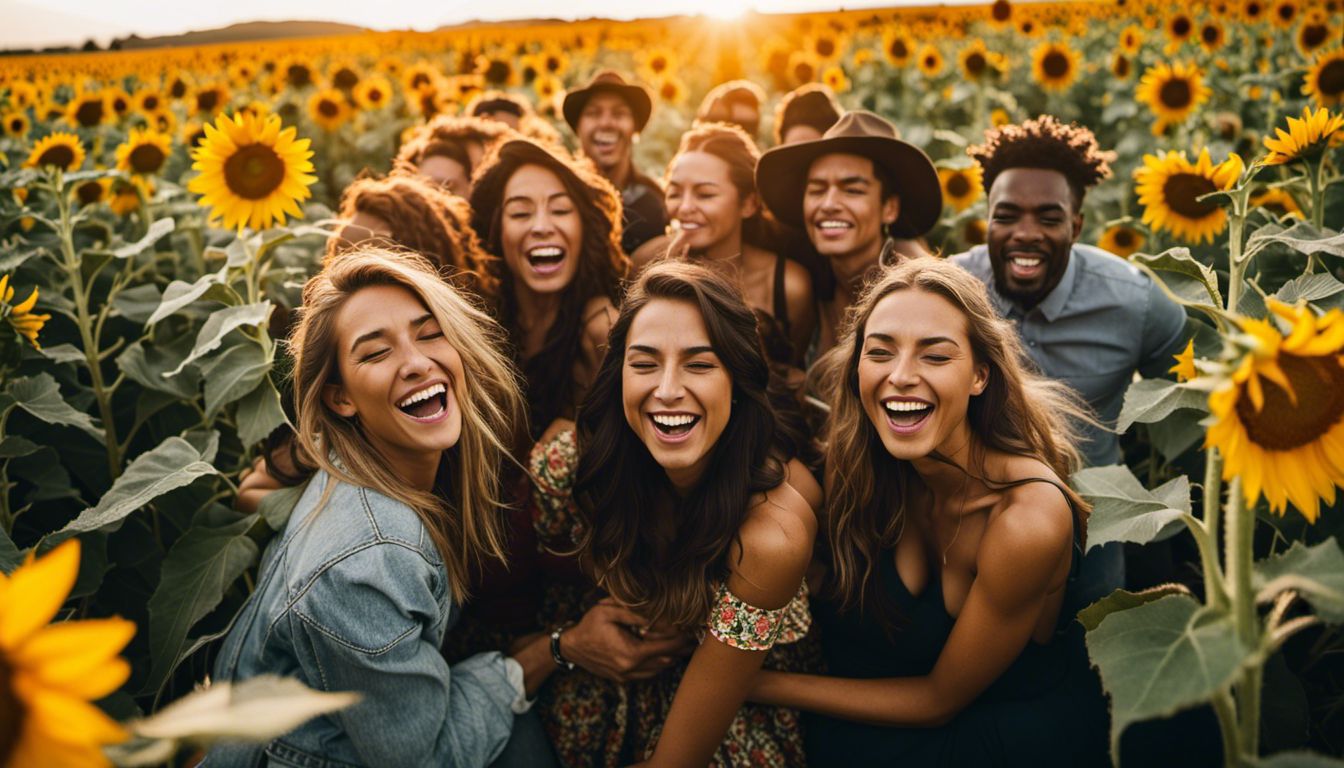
[529, 428, 821, 768]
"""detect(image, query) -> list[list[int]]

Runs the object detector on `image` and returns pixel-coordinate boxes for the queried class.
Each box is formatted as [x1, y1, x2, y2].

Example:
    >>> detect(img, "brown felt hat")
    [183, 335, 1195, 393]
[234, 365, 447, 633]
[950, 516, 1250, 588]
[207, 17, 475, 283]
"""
[756, 111, 941, 238]
[562, 70, 653, 132]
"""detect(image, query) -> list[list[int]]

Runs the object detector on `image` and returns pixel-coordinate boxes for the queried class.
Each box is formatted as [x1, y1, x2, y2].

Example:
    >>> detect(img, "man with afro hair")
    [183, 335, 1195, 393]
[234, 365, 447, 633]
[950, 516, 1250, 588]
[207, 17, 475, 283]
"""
[950, 115, 1189, 604]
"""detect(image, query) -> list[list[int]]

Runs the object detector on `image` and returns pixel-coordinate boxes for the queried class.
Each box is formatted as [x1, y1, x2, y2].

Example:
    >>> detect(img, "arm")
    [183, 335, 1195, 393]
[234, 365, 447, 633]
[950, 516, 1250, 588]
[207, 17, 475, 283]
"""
[750, 484, 1072, 727]
[639, 489, 814, 767]
[783, 259, 818, 369]
[575, 297, 617, 404]
[1136, 277, 1191, 380]
[292, 544, 522, 767]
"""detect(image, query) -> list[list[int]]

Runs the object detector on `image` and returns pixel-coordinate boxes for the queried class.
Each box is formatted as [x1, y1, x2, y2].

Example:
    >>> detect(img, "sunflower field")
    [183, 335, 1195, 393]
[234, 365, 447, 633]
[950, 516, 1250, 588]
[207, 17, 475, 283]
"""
[1, 0, 1344, 764]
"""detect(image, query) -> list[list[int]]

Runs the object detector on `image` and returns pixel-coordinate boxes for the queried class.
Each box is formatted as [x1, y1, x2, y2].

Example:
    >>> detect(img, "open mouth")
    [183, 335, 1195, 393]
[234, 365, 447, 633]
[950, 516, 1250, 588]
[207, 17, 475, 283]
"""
[397, 382, 449, 422]
[883, 398, 934, 433]
[649, 412, 700, 441]
[814, 219, 854, 238]
[591, 130, 621, 150]
[526, 245, 566, 275]
[1006, 252, 1046, 281]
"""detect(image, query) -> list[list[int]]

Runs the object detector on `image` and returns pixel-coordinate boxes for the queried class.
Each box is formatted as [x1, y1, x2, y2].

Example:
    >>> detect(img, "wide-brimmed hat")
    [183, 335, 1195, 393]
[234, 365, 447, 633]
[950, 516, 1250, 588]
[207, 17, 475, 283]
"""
[562, 70, 653, 132]
[756, 111, 941, 238]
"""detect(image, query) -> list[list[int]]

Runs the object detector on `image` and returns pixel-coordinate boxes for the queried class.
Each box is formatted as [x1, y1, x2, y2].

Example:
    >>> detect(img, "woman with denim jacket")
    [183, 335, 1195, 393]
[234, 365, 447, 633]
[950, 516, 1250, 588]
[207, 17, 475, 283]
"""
[207, 247, 558, 768]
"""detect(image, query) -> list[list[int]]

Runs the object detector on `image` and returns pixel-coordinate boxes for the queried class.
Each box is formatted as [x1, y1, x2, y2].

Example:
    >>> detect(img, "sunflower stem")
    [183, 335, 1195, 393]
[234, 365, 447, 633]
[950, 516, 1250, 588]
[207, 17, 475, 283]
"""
[1200, 447, 1228, 610]
[1223, 477, 1261, 760]
[1211, 688, 1241, 768]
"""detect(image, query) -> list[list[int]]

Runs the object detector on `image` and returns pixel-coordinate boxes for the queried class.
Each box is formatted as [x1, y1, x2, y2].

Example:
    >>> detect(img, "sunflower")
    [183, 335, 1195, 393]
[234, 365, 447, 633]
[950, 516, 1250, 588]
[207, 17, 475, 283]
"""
[939, 165, 982, 212]
[1169, 339, 1197, 382]
[134, 88, 163, 115]
[1031, 41, 1079, 91]
[805, 31, 846, 63]
[402, 62, 440, 95]
[788, 51, 821, 87]
[3, 111, 29, 138]
[229, 60, 259, 87]
[821, 65, 852, 94]
[1297, 19, 1333, 56]
[277, 57, 316, 91]
[1208, 300, 1344, 521]
[1165, 13, 1195, 46]
[167, 74, 191, 101]
[0, 539, 135, 766]
[539, 47, 569, 77]
[990, 108, 1012, 127]
[533, 74, 563, 105]
[1250, 188, 1305, 218]
[1119, 24, 1145, 55]
[1112, 52, 1134, 80]
[72, 177, 110, 208]
[145, 108, 177, 136]
[1098, 223, 1146, 257]
[958, 39, 1006, 81]
[328, 61, 362, 91]
[1, 273, 51, 349]
[24, 132, 85, 172]
[354, 76, 391, 110]
[5, 81, 38, 110]
[1242, 0, 1267, 23]
[107, 87, 132, 120]
[475, 56, 518, 87]
[1270, 0, 1300, 28]
[109, 176, 153, 217]
[1303, 48, 1344, 107]
[188, 111, 316, 232]
[1198, 21, 1227, 51]
[182, 120, 208, 149]
[114, 127, 172, 176]
[917, 45, 945, 78]
[307, 89, 350, 132]
[988, 0, 1013, 27]
[1134, 148, 1244, 244]
[1263, 106, 1344, 165]
[1136, 61, 1212, 134]
[191, 83, 230, 118]
[881, 29, 915, 67]
[657, 76, 688, 104]
[64, 89, 108, 129]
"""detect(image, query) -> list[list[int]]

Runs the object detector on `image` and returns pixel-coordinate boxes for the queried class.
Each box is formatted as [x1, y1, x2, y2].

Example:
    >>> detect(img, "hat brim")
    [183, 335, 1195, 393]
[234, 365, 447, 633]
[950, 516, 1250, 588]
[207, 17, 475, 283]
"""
[563, 83, 653, 133]
[756, 135, 942, 239]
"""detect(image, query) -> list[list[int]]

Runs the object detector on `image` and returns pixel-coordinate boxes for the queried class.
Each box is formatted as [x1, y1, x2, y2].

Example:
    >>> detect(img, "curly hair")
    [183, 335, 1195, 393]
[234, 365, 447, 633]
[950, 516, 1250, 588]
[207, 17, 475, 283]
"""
[967, 115, 1116, 210]
[328, 172, 499, 300]
[468, 139, 629, 438]
[393, 114, 515, 178]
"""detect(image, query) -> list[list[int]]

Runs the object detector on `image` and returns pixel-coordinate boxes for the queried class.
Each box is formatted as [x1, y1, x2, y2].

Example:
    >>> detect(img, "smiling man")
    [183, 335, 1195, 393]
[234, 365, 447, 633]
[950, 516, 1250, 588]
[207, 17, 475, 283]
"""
[950, 115, 1189, 603]
[756, 111, 941, 353]
[563, 70, 668, 255]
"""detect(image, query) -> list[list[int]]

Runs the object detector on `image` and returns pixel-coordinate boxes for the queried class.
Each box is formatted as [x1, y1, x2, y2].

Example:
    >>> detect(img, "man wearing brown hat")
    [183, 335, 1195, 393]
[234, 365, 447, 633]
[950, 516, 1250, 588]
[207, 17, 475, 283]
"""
[757, 110, 941, 353]
[563, 70, 668, 255]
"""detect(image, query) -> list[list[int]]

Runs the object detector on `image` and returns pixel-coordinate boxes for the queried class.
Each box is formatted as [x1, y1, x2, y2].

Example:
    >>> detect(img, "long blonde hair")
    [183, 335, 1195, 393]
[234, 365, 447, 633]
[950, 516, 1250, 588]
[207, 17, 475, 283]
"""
[289, 247, 526, 599]
[820, 257, 1093, 617]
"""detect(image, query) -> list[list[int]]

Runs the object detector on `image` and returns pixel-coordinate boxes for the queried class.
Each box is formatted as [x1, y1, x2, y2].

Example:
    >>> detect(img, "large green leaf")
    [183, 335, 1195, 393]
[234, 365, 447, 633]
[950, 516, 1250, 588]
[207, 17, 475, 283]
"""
[0, 527, 20, 574]
[200, 341, 269, 418]
[1117, 377, 1208, 434]
[1253, 539, 1344, 624]
[113, 217, 175, 259]
[1077, 583, 1193, 632]
[10, 447, 81, 506]
[235, 377, 289, 448]
[168, 302, 272, 377]
[1130, 248, 1223, 308]
[114, 284, 165, 324]
[117, 337, 201, 399]
[1247, 222, 1344, 262]
[145, 515, 259, 696]
[0, 435, 40, 458]
[55, 437, 218, 537]
[146, 273, 237, 327]
[1086, 594, 1251, 761]
[1073, 465, 1190, 550]
[258, 481, 306, 533]
[5, 373, 104, 441]
[1145, 409, 1205, 463]
[1252, 752, 1344, 767]
[1274, 273, 1344, 307]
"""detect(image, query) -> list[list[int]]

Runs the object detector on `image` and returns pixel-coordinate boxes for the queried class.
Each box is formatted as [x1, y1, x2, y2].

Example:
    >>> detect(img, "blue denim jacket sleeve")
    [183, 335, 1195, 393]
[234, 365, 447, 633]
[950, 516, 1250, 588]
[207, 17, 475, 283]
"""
[291, 541, 517, 767]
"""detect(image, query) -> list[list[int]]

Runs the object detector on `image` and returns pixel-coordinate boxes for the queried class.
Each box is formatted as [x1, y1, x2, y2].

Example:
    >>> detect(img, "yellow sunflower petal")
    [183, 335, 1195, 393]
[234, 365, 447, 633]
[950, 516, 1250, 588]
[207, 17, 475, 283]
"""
[0, 539, 80, 648]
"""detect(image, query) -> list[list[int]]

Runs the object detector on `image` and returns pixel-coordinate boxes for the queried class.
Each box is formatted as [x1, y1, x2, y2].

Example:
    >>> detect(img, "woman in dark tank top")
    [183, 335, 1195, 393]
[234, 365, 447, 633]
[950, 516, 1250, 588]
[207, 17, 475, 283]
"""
[745, 257, 1109, 766]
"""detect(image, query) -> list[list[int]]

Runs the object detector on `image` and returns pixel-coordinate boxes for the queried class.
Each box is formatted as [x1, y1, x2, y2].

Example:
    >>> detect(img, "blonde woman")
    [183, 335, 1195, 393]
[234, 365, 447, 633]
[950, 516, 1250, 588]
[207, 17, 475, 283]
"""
[748, 257, 1108, 766]
[207, 248, 556, 768]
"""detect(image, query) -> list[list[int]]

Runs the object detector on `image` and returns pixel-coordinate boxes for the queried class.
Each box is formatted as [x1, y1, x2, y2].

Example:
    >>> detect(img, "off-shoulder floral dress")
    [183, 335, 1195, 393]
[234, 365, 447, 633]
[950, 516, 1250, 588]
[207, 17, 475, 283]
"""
[529, 428, 821, 768]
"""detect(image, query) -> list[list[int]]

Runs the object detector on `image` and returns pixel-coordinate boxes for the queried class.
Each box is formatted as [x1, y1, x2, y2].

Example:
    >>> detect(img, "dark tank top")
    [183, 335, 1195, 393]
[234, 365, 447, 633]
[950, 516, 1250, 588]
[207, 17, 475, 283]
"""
[805, 477, 1109, 767]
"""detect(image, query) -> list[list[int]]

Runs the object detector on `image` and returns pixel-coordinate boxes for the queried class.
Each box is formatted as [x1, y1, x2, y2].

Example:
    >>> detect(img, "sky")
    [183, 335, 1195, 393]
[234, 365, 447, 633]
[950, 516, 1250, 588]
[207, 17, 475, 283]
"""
[1, 0, 953, 50]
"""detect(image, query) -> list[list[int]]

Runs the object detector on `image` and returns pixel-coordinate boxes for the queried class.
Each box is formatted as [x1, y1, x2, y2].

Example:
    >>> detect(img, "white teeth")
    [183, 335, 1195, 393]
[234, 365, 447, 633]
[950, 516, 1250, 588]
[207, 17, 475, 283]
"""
[651, 414, 696, 427]
[677, 221, 701, 230]
[593, 131, 618, 144]
[1011, 256, 1042, 267]
[818, 220, 852, 230]
[528, 246, 563, 258]
[884, 401, 931, 413]
[398, 382, 445, 408]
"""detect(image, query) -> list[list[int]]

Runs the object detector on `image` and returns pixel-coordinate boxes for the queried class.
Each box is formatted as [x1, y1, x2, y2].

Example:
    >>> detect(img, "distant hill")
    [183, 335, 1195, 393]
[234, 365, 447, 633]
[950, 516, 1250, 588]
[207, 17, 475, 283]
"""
[111, 20, 368, 51]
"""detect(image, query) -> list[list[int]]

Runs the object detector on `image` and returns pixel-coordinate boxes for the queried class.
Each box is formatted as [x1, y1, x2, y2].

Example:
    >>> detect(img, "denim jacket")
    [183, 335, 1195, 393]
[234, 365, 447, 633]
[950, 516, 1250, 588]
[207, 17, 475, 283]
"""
[205, 470, 519, 768]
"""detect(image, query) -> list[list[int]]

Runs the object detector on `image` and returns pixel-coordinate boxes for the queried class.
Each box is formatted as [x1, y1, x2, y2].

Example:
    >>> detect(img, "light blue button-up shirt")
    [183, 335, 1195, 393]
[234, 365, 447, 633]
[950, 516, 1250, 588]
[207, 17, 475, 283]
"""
[950, 243, 1189, 467]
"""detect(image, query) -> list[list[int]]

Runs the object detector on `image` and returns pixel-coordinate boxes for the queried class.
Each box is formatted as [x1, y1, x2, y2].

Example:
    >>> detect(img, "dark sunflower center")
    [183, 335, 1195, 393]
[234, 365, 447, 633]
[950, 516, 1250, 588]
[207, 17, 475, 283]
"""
[1163, 172, 1218, 219]
[546, 55, 562, 72]
[965, 52, 987, 75]
[223, 144, 286, 200]
[1319, 59, 1344, 97]
[1171, 17, 1192, 37]
[1246, 1, 1263, 17]
[113, 96, 129, 113]
[0, 655, 20, 767]
[1234, 354, 1344, 451]
[75, 99, 104, 126]
[170, 79, 187, 98]
[1159, 78, 1194, 109]
[287, 64, 312, 88]
[411, 72, 432, 90]
[188, 129, 206, 147]
[1276, 2, 1295, 22]
[1301, 24, 1328, 49]
[485, 60, 511, 84]
[661, 82, 678, 99]
[334, 68, 359, 89]
[794, 61, 815, 82]
[76, 180, 103, 205]
[946, 173, 972, 197]
[923, 55, 938, 69]
[38, 144, 75, 168]
[815, 38, 836, 58]
[1202, 24, 1221, 44]
[129, 144, 166, 173]
[1114, 56, 1131, 78]
[1042, 51, 1070, 78]
[143, 94, 160, 111]
[1021, 20, 1036, 33]
[318, 100, 340, 118]
[197, 90, 220, 113]
[1113, 228, 1135, 247]
[7, 117, 22, 132]
[889, 38, 909, 59]
[368, 88, 384, 102]
[992, 0, 1012, 21]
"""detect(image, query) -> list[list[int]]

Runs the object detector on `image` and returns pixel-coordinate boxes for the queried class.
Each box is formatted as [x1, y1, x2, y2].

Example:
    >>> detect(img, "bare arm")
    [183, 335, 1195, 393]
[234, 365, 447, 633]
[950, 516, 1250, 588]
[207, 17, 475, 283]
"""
[749, 485, 1072, 727]
[638, 487, 814, 767]
[783, 259, 817, 369]
[575, 297, 616, 405]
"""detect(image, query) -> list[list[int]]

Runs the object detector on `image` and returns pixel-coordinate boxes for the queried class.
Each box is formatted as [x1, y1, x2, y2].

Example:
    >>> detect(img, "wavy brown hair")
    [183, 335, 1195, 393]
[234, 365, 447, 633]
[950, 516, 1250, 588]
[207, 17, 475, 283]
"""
[820, 257, 1093, 621]
[468, 138, 628, 437]
[290, 247, 526, 600]
[393, 114, 515, 178]
[573, 261, 786, 631]
[328, 172, 499, 299]
[669, 122, 773, 250]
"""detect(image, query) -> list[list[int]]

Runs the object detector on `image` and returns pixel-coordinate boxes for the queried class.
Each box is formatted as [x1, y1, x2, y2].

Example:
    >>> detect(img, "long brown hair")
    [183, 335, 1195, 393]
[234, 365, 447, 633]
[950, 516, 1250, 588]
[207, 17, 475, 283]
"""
[668, 122, 772, 249]
[393, 114, 513, 178]
[821, 257, 1093, 619]
[289, 247, 526, 599]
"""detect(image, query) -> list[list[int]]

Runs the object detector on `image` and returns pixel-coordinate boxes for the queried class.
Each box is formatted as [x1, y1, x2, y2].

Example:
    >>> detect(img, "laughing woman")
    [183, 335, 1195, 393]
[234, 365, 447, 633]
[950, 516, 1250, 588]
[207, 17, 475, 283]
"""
[749, 257, 1109, 766]
[532, 261, 817, 767]
[207, 248, 557, 768]
[469, 138, 628, 442]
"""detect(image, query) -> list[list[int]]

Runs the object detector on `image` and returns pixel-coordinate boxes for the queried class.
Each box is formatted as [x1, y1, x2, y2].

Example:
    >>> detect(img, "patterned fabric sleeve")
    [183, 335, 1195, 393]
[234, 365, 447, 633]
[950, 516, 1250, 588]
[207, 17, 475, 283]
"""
[528, 427, 584, 551]
[708, 581, 812, 652]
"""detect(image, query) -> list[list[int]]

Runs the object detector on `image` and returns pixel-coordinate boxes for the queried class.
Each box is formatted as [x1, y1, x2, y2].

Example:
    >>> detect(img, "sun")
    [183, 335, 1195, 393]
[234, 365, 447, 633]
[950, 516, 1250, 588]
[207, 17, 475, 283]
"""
[694, 0, 752, 20]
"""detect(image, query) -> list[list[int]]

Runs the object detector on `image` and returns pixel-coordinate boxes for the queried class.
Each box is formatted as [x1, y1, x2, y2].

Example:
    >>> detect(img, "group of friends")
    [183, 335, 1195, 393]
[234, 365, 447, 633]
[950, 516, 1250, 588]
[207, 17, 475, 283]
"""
[207, 69, 1192, 768]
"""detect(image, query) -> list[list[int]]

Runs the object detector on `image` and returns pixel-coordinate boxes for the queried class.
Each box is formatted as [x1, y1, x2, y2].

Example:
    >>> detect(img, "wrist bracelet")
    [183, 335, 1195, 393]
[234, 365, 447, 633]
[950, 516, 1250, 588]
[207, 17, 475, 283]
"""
[550, 624, 575, 671]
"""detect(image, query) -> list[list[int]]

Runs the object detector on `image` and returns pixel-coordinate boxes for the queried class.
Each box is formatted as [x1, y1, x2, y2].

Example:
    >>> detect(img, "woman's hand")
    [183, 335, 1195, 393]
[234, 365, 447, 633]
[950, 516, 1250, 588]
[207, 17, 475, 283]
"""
[560, 599, 694, 682]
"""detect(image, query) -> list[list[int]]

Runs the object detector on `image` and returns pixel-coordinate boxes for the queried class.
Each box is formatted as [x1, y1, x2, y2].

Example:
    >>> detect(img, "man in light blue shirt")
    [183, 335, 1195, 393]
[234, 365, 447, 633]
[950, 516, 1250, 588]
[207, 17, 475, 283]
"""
[951, 116, 1188, 604]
